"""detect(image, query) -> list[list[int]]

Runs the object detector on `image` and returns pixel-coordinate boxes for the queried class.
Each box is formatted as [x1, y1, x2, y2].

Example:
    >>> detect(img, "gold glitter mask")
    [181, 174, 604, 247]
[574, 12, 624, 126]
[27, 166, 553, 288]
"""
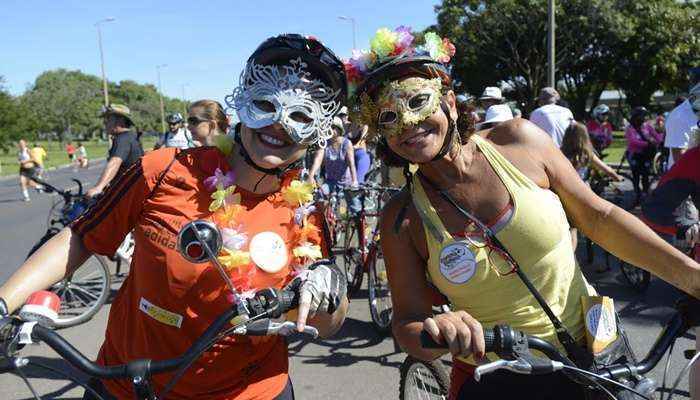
[375, 77, 442, 138]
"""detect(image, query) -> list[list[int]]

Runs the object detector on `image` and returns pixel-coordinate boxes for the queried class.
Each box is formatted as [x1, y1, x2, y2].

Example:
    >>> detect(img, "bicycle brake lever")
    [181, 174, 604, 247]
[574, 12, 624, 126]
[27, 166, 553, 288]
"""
[232, 320, 318, 338]
[474, 356, 564, 381]
[270, 321, 318, 338]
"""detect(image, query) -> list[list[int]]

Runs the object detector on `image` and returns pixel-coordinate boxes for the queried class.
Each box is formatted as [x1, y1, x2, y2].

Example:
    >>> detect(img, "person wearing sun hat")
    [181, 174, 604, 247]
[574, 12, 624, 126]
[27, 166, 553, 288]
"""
[346, 26, 700, 399]
[475, 103, 513, 130]
[0, 34, 349, 400]
[478, 86, 504, 111]
[85, 103, 144, 197]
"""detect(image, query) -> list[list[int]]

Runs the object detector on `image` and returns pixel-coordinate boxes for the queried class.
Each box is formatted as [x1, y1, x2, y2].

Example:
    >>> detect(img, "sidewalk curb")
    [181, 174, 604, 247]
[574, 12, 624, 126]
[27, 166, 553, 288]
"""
[0, 158, 106, 182]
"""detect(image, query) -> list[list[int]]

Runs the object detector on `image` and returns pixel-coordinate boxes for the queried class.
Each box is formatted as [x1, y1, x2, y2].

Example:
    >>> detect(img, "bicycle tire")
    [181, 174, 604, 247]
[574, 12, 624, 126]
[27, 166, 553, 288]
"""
[50, 255, 111, 328]
[367, 244, 392, 333]
[27, 230, 112, 328]
[619, 260, 651, 293]
[399, 356, 450, 400]
[343, 221, 364, 295]
[652, 151, 665, 176]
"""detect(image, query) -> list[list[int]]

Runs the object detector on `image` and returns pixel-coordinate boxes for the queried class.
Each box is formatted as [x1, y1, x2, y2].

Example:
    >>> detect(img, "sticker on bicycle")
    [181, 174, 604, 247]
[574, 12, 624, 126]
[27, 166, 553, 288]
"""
[439, 242, 477, 284]
[249, 231, 288, 273]
[139, 297, 183, 328]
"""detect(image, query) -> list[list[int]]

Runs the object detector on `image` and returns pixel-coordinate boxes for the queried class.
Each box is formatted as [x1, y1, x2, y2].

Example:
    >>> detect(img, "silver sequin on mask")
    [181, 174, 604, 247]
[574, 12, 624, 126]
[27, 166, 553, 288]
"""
[226, 58, 341, 148]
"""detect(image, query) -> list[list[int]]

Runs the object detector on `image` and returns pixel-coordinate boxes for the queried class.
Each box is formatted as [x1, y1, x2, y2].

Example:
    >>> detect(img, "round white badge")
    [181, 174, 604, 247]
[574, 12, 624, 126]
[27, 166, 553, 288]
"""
[585, 304, 616, 342]
[439, 242, 477, 284]
[249, 231, 288, 273]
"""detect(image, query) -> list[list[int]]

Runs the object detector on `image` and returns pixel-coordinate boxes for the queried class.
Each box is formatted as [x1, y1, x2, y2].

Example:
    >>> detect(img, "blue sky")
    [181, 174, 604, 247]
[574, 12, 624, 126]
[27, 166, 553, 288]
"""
[1, 0, 439, 104]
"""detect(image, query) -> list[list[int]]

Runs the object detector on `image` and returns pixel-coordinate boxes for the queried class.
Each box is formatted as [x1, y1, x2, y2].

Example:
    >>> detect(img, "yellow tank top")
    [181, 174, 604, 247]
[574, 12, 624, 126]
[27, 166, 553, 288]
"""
[412, 134, 593, 363]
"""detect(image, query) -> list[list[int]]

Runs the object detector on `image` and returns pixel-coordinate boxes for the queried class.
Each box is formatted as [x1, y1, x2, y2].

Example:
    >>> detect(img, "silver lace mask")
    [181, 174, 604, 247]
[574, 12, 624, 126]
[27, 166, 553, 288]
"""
[226, 57, 341, 148]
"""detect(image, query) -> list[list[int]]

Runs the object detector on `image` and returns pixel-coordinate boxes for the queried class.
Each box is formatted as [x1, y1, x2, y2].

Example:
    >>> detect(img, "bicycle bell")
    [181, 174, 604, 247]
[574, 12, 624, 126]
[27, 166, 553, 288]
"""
[177, 220, 223, 263]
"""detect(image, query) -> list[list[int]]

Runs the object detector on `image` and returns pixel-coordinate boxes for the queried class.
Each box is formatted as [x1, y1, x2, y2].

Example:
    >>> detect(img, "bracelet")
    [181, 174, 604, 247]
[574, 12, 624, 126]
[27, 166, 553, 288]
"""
[0, 298, 8, 317]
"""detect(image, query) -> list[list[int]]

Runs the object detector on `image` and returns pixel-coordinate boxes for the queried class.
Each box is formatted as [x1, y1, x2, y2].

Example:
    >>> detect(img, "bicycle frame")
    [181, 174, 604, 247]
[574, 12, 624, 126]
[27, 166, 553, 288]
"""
[1, 287, 307, 400]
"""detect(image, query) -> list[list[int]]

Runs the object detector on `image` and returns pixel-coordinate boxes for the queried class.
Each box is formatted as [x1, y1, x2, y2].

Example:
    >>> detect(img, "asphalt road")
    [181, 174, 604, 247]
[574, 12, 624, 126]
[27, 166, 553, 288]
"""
[0, 164, 695, 399]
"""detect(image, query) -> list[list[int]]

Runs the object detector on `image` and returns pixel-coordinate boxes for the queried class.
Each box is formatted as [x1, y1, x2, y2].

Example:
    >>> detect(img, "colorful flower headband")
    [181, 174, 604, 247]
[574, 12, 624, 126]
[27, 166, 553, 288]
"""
[344, 26, 456, 98]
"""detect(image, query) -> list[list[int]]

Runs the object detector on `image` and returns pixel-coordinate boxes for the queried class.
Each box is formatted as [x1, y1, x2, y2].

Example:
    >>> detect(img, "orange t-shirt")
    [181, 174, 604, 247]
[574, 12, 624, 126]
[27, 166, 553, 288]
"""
[72, 147, 327, 400]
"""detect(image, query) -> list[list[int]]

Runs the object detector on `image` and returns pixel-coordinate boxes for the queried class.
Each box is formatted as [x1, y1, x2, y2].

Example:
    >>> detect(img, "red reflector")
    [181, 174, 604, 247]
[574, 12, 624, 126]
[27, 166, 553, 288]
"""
[186, 242, 204, 259]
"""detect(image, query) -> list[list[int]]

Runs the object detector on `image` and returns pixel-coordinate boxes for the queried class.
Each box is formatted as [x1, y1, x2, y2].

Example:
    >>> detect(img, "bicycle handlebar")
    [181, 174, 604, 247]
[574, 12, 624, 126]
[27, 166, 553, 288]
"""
[7, 287, 300, 380]
[419, 295, 699, 383]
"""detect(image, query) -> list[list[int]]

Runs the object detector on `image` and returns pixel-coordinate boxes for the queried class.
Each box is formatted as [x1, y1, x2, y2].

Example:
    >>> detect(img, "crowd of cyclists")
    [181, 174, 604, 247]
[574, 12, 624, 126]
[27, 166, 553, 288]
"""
[2, 26, 700, 400]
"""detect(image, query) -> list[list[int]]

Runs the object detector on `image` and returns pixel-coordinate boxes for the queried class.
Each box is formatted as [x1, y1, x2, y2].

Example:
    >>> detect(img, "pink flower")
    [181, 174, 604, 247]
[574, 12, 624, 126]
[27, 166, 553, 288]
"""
[204, 168, 236, 192]
[394, 26, 414, 53]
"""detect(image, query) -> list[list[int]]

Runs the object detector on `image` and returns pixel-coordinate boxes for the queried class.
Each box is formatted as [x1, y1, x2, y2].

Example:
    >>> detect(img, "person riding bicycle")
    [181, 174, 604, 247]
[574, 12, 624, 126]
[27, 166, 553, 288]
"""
[625, 106, 663, 205]
[586, 104, 613, 154]
[154, 112, 196, 150]
[0, 34, 349, 400]
[85, 104, 145, 198]
[307, 116, 360, 212]
[346, 26, 700, 399]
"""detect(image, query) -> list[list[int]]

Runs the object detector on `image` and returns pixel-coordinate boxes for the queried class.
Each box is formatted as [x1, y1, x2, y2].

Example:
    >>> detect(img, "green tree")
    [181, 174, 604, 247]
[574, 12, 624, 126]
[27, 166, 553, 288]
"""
[0, 76, 27, 151]
[21, 69, 102, 141]
[610, 0, 699, 108]
[432, 0, 699, 117]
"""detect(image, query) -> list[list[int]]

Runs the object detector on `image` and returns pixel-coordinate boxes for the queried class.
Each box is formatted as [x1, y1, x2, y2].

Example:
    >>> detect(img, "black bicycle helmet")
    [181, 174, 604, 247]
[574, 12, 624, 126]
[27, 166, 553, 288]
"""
[347, 29, 457, 165]
[228, 34, 348, 178]
[166, 113, 183, 124]
[630, 106, 649, 120]
[248, 34, 347, 106]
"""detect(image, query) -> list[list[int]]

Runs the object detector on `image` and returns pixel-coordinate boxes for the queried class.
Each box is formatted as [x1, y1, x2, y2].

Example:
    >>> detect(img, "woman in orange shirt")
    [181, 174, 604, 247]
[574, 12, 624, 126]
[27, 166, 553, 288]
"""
[0, 34, 349, 400]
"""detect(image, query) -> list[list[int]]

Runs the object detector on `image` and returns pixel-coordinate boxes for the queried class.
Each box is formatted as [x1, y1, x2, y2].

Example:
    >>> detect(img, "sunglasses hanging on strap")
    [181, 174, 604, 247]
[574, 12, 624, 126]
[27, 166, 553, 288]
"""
[416, 171, 593, 369]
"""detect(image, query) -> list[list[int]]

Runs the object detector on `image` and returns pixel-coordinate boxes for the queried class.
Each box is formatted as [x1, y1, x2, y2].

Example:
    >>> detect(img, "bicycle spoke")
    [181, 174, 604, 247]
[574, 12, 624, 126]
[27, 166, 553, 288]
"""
[69, 284, 101, 301]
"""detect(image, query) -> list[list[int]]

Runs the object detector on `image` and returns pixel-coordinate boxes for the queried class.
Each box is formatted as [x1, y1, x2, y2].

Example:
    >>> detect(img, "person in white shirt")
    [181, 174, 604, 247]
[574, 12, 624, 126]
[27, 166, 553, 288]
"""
[529, 87, 574, 148]
[665, 83, 700, 167]
[154, 112, 196, 150]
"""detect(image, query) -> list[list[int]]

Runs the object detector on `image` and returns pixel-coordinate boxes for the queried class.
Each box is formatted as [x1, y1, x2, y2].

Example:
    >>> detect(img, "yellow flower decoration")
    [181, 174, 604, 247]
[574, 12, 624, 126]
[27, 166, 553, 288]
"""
[210, 186, 241, 212]
[281, 180, 314, 206]
[214, 134, 235, 156]
[293, 243, 322, 261]
[371, 28, 398, 58]
[218, 248, 251, 270]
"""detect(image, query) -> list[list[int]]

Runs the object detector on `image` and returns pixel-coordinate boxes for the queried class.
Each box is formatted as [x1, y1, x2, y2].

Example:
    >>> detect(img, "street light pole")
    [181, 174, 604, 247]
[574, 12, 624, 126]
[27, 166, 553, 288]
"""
[547, 0, 556, 87]
[338, 16, 357, 50]
[95, 17, 116, 107]
[181, 84, 189, 118]
[156, 64, 168, 133]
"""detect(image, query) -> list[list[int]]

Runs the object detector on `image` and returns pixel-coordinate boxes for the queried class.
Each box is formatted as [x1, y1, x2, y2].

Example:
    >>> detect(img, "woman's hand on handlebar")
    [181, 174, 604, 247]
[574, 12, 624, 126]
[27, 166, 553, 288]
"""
[423, 310, 486, 359]
[290, 261, 348, 334]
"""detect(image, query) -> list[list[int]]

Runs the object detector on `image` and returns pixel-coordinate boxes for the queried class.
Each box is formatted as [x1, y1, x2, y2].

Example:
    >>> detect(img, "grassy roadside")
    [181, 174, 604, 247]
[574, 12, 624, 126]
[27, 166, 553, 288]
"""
[0, 136, 157, 177]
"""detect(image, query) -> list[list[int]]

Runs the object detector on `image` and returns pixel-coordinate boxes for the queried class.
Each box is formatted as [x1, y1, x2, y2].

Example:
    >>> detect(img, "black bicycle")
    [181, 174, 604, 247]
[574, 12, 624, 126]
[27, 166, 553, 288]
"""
[0, 285, 313, 400]
[26, 178, 112, 328]
[417, 295, 700, 400]
[586, 171, 652, 292]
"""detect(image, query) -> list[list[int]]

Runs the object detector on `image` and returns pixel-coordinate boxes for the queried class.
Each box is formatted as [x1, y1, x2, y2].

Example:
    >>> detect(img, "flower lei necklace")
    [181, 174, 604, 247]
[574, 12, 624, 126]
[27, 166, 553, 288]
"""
[204, 136, 322, 296]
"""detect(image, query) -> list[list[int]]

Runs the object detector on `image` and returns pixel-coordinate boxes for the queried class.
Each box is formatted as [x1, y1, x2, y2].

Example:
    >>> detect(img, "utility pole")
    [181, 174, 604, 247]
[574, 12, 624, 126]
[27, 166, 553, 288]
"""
[181, 84, 189, 118]
[95, 17, 116, 107]
[156, 64, 168, 133]
[547, 0, 556, 87]
[338, 16, 357, 50]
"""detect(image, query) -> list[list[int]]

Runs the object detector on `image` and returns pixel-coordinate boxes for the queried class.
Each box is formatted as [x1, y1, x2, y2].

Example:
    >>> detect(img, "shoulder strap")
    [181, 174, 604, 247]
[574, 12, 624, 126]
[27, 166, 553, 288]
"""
[146, 150, 183, 200]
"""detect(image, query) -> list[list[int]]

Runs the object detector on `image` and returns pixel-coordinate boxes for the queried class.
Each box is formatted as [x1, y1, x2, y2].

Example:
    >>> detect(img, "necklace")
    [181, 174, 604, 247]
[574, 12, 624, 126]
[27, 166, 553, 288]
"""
[203, 135, 323, 297]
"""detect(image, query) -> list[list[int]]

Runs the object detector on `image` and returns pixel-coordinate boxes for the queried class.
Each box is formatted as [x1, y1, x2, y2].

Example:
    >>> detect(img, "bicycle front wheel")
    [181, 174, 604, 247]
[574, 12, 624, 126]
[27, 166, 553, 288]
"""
[50, 255, 111, 328]
[343, 220, 364, 295]
[619, 261, 651, 293]
[399, 356, 450, 400]
[367, 244, 392, 333]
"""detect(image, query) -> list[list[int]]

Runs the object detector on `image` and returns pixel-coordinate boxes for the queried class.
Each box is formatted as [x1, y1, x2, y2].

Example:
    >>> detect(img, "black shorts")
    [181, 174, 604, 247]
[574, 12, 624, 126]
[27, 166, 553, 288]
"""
[19, 166, 37, 178]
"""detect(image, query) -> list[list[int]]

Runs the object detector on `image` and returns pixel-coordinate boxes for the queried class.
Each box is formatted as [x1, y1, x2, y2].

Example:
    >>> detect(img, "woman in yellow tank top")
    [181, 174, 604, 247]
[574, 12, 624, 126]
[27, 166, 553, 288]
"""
[346, 28, 700, 399]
